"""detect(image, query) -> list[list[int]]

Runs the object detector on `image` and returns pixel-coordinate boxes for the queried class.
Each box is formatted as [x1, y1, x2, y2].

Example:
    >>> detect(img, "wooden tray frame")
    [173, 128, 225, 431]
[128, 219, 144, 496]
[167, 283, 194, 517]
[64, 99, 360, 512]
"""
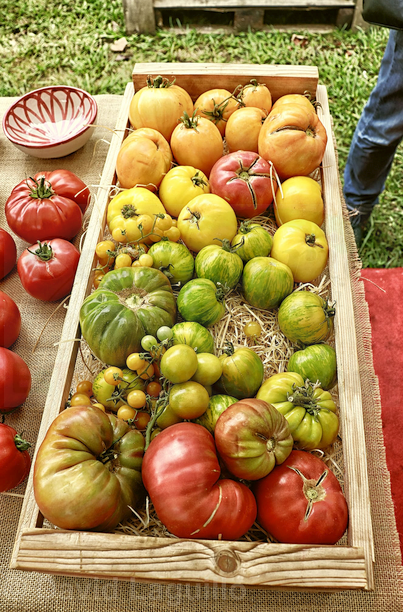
[11, 63, 374, 592]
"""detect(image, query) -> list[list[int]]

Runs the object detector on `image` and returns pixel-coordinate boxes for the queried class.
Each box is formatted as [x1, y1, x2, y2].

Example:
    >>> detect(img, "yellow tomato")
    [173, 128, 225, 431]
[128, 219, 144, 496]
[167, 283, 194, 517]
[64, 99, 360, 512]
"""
[138, 253, 154, 267]
[159, 166, 210, 218]
[114, 253, 132, 268]
[70, 393, 92, 407]
[129, 77, 194, 142]
[239, 81, 272, 113]
[271, 219, 329, 283]
[107, 187, 166, 244]
[177, 193, 238, 253]
[274, 176, 324, 227]
[116, 127, 173, 191]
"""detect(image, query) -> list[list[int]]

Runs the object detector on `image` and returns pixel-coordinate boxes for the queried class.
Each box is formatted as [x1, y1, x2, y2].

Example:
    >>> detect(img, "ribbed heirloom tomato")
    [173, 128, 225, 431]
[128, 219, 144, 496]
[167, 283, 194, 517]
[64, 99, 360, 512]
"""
[0, 228, 17, 279]
[5, 170, 89, 243]
[158, 165, 210, 218]
[193, 88, 239, 136]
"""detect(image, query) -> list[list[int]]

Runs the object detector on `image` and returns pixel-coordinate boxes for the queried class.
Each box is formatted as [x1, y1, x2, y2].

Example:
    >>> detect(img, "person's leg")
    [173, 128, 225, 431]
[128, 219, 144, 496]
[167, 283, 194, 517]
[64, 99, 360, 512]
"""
[343, 30, 403, 243]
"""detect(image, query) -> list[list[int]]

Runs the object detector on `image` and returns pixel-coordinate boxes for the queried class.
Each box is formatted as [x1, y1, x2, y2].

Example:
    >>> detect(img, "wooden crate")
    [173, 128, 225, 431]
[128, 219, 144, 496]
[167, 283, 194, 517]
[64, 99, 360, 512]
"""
[122, 0, 363, 34]
[11, 63, 374, 592]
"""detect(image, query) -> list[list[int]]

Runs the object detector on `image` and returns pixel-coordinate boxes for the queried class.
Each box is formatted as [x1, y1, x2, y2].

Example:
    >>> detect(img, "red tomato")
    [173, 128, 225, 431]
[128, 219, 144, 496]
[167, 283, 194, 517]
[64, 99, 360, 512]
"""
[5, 170, 90, 243]
[17, 239, 80, 301]
[253, 450, 349, 545]
[142, 422, 257, 540]
[0, 291, 21, 347]
[0, 423, 31, 492]
[209, 150, 277, 218]
[0, 347, 31, 414]
[0, 228, 17, 279]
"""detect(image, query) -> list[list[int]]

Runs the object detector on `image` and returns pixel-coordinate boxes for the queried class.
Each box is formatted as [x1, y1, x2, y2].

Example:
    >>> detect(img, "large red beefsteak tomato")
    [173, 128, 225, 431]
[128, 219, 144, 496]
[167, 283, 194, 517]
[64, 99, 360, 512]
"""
[142, 422, 257, 539]
[0, 347, 31, 414]
[18, 239, 80, 301]
[209, 150, 277, 218]
[253, 450, 348, 544]
[5, 170, 89, 243]
[0, 424, 31, 492]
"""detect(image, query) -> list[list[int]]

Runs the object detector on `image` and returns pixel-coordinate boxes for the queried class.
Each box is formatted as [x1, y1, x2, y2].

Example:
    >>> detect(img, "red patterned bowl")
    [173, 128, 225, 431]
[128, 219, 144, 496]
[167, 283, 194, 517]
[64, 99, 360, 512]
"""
[2, 86, 98, 158]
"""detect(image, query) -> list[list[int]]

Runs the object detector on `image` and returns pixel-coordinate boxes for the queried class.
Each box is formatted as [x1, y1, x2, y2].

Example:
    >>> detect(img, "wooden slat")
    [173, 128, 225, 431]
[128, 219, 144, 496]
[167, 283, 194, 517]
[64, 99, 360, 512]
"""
[132, 62, 319, 102]
[154, 0, 355, 7]
[14, 530, 367, 590]
[123, 0, 156, 34]
[316, 83, 374, 591]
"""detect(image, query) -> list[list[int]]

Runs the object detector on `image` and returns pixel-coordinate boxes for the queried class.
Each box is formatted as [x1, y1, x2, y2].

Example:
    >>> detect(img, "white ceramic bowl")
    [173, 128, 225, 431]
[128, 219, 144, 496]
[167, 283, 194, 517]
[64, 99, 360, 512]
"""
[2, 85, 98, 158]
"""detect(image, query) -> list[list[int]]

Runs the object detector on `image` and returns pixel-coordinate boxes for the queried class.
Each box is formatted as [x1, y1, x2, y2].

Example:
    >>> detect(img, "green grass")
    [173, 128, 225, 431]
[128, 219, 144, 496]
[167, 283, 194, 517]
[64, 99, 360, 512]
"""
[0, 1, 401, 267]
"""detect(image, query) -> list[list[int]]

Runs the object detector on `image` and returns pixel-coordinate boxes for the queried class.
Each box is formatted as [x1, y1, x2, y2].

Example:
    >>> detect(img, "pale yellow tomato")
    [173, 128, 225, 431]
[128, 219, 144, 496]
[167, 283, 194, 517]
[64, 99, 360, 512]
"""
[177, 193, 238, 253]
[271, 219, 329, 283]
[159, 165, 210, 218]
[274, 176, 324, 227]
[225, 106, 268, 153]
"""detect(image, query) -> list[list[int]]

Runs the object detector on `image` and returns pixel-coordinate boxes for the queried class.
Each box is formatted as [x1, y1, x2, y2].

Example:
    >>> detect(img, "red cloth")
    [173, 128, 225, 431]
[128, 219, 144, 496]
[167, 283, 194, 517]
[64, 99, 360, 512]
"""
[362, 268, 403, 559]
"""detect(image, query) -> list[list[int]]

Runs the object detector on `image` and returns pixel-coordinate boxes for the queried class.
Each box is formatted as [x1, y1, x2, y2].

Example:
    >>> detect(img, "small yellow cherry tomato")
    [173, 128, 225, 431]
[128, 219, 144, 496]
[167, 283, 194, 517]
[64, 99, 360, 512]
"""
[126, 353, 148, 371]
[111, 227, 127, 243]
[155, 214, 173, 231]
[93, 269, 105, 289]
[171, 218, 178, 227]
[163, 226, 181, 242]
[139, 362, 155, 380]
[96, 240, 116, 266]
[76, 380, 93, 397]
[127, 389, 147, 409]
[114, 253, 132, 268]
[244, 320, 262, 338]
[70, 393, 92, 407]
[136, 214, 153, 235]
[149, 226, 164, 242]
[93, 402, 106, 412]
[117, 405, 137, 421]
[138, 253, 154, 267]
[131, 260, 141, 267]
[133, 410, 151, 430]
[104, 366, 123, 386]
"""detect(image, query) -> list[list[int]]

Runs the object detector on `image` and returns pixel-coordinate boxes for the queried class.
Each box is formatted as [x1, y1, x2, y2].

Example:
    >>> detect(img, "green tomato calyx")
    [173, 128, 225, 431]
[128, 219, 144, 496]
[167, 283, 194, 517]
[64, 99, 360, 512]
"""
[27, 241, 54, 262]
[14, 433, 31, 452]
[28, 175, 54, 200]
[287, 380, 325, 415]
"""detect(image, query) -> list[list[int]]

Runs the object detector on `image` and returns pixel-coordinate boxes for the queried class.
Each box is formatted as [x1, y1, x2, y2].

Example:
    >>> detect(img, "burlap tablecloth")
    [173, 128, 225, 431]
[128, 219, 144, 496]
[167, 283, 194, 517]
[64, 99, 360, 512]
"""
[1, 94, 402, 611]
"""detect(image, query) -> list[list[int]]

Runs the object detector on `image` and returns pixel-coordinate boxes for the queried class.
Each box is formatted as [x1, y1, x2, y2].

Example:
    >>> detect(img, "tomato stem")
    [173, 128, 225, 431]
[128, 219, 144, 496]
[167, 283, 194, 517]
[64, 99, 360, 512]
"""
[14, 433, 31, 452]
[27, 241, 54, 262]
[27, 175, 54, 200]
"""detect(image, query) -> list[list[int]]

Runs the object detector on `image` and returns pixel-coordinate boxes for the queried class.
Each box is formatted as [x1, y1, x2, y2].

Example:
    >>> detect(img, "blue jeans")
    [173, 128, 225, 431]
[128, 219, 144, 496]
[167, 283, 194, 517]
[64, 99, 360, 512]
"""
[343, 29, 403, 228]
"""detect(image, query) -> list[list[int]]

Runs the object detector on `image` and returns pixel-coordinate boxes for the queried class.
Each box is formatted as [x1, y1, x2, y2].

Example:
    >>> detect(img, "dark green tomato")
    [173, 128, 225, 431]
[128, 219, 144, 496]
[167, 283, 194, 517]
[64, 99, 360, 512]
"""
[171, 321, 215, 354]
[230, 221, 273, 263]
[278, 291, 335, 346]
[194, 394, 238, 434]
[287, 344, 337, 390]
[177, 278, 226, 328]
[194, 240, 243, 290]
[214, 343, 264, 400]
[80, 266, 176, 367]
[242, 256, 294, 309]
[148, 239, 195, 287]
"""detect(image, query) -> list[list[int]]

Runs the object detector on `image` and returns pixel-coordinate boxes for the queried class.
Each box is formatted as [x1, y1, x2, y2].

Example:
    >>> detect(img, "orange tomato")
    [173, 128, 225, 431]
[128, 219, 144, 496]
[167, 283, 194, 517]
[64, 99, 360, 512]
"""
[258, 106, 327, 180]
[194, 88, 239, 137]
[225, 106, 268, 153]
[274, 176, 324, 227]
[129, 76, 193, 142]
[271, 93, 316, 114]
[116, 127, 172, 191]
[239, 81, 272, 113]
[170, 114, 223, 177]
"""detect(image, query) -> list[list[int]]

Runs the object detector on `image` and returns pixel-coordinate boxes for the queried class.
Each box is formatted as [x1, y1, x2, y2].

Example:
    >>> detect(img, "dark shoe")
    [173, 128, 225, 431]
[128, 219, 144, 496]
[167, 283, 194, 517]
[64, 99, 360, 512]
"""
[353, 224, 364, 248]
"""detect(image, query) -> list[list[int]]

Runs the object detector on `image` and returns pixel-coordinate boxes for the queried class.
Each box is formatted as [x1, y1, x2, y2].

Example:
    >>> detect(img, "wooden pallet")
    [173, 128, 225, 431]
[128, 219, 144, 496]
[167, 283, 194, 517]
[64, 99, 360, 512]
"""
[122, 0, 366, 34]
[11, 63, 374, 591]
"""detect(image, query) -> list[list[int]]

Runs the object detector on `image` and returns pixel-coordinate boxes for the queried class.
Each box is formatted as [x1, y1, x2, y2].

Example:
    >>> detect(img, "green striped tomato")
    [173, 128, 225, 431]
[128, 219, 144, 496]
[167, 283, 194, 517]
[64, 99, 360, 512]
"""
[214, 343, 264, 400]
[148, 240, 195, 287]
[278, 291, 335, 346]
[242, 256, 294, 309]
[177, 278, 226, 327]
[194, 394, 238, 434]
[287, 344, 337, 390]
[256, 372, 339, 450]
[230, 221, 273, 263]
[79, 266, 176, 367]
[171, 321, 215, 354]
[194, 240, 243, 290]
